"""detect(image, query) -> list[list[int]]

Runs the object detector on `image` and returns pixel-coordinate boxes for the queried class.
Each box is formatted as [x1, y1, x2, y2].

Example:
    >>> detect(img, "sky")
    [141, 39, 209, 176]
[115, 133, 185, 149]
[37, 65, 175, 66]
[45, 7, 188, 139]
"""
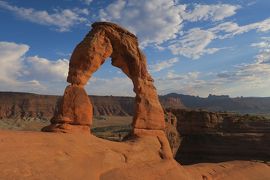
[0, 0, 270, 97]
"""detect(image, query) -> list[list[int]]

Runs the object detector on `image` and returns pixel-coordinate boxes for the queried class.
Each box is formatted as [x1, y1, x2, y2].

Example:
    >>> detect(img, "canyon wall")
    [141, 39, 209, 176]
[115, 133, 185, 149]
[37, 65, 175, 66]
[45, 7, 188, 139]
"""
[0, 92, 185, 120]
[168, 109, 270, 164]
[2, 92, 270, 121]
[165, 93, 270, 115]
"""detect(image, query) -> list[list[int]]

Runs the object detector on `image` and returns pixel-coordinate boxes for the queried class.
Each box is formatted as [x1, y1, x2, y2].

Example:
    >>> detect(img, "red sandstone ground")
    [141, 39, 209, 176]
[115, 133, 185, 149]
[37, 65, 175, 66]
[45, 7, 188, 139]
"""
[1, 130, 270, 180]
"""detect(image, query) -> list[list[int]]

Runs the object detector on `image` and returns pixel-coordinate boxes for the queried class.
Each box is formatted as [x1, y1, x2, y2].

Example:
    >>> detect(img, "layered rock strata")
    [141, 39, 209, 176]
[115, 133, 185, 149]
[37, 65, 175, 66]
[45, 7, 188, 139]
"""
[167, 109, 270, 164]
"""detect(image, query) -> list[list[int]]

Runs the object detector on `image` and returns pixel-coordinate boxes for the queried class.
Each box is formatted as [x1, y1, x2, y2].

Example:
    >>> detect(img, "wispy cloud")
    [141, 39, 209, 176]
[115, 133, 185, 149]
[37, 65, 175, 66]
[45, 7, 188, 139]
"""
[169, 17, 270, 59]
[210, 18, 270, 39]
[182, 4, 240, 22]
[0, 1, 88, 32]
[149, 58, 178, 72]
[168, 28, 220, 59]
[251, 37, 270, 64]
[154, 37, 270, 96]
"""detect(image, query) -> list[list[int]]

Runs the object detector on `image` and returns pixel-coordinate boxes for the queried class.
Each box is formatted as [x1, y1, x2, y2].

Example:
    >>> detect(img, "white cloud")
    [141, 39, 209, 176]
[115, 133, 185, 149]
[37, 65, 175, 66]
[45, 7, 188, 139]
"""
[168, 17, 270, 59]
[98, 1, 241, 48]
[214, 63, 270, 96]
[26, 56, 69, 81]
[149, 58, 178, 72]
[99, 0, 185, 46]
[155, 71, 206, 95]
[0, 42, 45, 92]
[168, 28, 220, 59]
[73, 8, 89, 15]
[154, 59, 270, 97]
[154, 37, 270, 96]
[0, 42, 29, 83]
[209, 38, 270, 96]
[182, 4, 240, 22]
[251, 37, 270, 64]
[0, 1, 88, 32]
[0, 41, 70, 94]
[210, 18, 270, 39]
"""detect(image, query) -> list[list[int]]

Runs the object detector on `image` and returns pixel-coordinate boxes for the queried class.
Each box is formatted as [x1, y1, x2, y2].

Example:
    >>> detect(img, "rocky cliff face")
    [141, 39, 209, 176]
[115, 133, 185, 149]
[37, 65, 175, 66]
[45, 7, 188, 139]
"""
[3, 92, 270, 120]
[0, 92, 185, 120]
[164, 111, 181, 156]
[167, 109, 270, 165]
[90, 96, 134, 116]
[0, 92, 58, 120]
[165, 93, 270, 115]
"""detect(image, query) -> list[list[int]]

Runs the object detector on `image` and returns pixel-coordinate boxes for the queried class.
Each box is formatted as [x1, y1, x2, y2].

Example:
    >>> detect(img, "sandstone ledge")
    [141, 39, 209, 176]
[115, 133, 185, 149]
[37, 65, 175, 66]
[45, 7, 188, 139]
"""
[0, 130, 190, 180]
[1, 130, 270, 180]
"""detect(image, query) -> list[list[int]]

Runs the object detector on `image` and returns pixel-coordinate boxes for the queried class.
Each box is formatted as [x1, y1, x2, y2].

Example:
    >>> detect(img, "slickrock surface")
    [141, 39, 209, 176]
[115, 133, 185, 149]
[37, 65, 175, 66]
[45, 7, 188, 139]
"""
[186, 161, 270, 180]
[45, 22, 165, 132]
[0, 130, 190, 180]
[1, 130, 269, 180]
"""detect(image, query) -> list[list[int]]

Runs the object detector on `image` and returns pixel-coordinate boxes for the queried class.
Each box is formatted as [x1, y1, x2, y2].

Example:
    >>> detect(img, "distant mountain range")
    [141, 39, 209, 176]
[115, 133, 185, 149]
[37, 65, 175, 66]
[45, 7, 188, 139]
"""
[0, 92, 270, 120]
[163, 93, 270, 115]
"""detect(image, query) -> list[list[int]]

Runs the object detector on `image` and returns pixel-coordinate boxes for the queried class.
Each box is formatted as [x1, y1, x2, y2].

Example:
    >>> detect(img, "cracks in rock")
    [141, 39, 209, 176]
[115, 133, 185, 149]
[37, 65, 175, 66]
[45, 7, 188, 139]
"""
[110, 149, 128, 164]
[157, 135, 165, 160]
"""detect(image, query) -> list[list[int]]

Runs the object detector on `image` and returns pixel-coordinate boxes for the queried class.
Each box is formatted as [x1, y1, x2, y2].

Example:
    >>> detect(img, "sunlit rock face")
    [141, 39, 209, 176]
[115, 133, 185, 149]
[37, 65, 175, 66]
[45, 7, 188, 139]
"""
[43, 22, 165, 134]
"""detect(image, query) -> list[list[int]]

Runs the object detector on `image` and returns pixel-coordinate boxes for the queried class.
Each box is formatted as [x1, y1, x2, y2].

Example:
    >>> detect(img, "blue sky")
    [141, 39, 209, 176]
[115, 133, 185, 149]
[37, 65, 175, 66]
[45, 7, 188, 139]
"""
[0, 0, 270, 97]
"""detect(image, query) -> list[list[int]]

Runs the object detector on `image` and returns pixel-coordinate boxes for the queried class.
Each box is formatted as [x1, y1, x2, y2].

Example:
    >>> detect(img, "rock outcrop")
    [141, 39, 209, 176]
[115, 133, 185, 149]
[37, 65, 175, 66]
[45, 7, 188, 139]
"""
[43, 85, 93, 133]
[167, 109, 270, 164]
[164, 111, 181, 156]
[43, 22, 165, 134]
[1, 130, 270, 180]
[0, 131, 191, 180]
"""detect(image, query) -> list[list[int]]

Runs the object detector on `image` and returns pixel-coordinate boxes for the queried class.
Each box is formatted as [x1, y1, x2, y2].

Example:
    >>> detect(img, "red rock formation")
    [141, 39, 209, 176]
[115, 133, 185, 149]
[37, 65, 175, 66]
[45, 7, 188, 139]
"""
[167, 108, 270, 164]
[42, 85, 93, 133]
[0, 92, 58, 120]
[1, 130, 270, 180]
[164, 111, 181, 156]
[43, 22, 166, 137]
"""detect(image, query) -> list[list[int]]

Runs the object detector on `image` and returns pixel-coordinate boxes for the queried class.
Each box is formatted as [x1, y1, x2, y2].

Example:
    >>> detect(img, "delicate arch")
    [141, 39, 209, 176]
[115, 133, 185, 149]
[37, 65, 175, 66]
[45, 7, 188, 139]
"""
[43, 22, 165, 133]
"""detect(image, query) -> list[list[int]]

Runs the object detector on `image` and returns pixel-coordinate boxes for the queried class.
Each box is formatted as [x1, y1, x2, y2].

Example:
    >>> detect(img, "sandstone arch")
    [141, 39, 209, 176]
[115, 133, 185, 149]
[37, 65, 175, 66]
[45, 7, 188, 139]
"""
[43, 22, 165, 135]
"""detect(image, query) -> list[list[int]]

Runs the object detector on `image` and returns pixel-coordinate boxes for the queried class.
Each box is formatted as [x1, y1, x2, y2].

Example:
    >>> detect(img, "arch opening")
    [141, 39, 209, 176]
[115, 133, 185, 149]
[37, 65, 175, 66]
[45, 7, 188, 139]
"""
[42, 22, 166, 136]
[86, 58, 134, 141]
